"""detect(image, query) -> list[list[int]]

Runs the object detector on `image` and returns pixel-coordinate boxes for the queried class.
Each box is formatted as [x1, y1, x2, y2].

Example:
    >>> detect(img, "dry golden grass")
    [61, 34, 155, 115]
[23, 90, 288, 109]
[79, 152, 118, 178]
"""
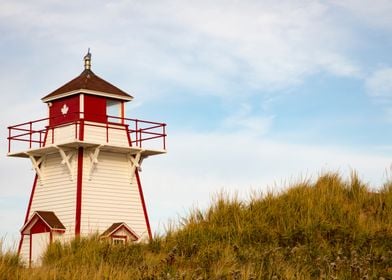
[2, 172, 392, 279]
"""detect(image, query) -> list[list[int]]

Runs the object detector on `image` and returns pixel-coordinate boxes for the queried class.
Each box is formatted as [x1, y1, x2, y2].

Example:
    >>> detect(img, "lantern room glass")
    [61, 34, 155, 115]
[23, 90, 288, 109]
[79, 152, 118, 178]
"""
[107, 100, 122, 123]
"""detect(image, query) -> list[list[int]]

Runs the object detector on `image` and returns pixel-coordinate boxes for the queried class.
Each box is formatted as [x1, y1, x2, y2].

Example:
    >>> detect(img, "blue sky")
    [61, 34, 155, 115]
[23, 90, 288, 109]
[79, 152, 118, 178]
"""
[1, 0, 392, 248]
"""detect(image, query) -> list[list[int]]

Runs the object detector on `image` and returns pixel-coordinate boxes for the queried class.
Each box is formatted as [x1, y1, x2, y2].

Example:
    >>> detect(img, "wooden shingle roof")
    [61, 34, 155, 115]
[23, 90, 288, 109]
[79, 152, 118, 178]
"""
[100, 222, 139, 240]
[35, 211, 66, 230]
[41, 69, 133, 102]
[21, 211, 66, 234]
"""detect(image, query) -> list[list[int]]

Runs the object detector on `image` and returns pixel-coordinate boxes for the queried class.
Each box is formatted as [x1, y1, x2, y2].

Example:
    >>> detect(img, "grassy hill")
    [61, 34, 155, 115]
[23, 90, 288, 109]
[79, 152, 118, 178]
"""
[2, 172, 392, 279]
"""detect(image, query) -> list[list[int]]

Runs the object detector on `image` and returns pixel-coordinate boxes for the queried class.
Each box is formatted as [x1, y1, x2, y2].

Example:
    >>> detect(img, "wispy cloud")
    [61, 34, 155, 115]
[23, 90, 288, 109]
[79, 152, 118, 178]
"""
[0, 0, 363, 99]
[222, 103, 274, 135]
[365, 67, 392, 99]
[331, 0, 392, 30]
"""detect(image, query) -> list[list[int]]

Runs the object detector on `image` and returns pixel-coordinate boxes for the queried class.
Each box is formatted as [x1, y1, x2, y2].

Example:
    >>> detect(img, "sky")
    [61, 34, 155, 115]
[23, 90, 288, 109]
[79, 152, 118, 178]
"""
[1, 0, 392, 249]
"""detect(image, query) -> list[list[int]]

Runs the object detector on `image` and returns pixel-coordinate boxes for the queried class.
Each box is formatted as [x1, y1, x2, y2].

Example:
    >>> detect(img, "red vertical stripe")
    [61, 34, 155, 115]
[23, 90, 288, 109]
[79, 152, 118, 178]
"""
[126, 125, 151, 239]
[19, 129, 48, 256]
[75, 147, 84, 235]
[23, 175, 38, 224]
[121, 101, 125, 123]
[79, 120, 84, 141]
[18, 174, 38, 255]
[135, 170, 152, 239]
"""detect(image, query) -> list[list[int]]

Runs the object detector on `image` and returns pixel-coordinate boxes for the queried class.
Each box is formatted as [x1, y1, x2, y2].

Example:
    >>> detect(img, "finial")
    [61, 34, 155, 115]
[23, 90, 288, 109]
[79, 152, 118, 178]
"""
[84, 48, 91, 70]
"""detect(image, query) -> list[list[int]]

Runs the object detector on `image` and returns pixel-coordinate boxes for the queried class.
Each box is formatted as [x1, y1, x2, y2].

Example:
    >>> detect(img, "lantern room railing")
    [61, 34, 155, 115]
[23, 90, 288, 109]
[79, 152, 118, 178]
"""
[7, 113, 167, 154]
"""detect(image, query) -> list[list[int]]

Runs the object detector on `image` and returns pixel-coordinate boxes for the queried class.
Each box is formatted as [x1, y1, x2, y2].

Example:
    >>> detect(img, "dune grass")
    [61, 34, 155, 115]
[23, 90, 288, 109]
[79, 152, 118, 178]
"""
[2, 172, 392, 279]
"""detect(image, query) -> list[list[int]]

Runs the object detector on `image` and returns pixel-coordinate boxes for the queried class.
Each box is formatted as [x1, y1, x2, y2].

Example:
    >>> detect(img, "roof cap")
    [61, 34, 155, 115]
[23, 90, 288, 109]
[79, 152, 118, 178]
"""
[41, 52, 133, 102]
[84, 49, 92, 70]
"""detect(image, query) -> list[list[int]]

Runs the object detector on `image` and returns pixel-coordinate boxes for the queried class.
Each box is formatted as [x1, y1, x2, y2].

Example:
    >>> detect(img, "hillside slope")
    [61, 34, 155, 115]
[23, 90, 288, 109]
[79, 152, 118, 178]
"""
[2, 172, 392, 279]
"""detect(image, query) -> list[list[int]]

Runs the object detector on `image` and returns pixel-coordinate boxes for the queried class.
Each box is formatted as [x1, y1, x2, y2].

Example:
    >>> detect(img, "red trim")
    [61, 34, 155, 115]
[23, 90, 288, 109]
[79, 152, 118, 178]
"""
[126, 125, 151, 239]
[24, 176, 39, 223]
[8, 113, 166, 153]
[18, 129, 49, 256]
[121, 101, 125, 124]
[42, 126, 49, 147]
[125, 125, 132, 147]
[75, 147, 84, 235]
[18, 174, 38, 255]
[79, 119, 84, 141]
[135, 170, 152, 239]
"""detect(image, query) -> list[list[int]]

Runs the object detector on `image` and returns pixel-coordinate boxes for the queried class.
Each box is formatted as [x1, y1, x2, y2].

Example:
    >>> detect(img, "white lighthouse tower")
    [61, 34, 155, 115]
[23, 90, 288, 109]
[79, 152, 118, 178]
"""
[7, 52, 167, 266]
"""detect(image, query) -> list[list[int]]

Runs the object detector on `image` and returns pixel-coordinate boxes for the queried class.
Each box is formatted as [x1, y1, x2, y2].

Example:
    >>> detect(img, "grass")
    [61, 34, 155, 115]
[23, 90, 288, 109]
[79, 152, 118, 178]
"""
[2, 172, 392, 279]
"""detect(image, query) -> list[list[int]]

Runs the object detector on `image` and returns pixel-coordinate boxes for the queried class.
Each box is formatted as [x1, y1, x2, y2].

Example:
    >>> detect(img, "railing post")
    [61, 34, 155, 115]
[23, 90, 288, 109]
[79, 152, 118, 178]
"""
[135, 120, 138, 147]
[106, 122, 109, 143]
[163, 124, 166, 150]
[29, 122, 32, 148]
[8, 128, 11, 153]
[139, 128, 142, 148]
[52, 127, 54, 144]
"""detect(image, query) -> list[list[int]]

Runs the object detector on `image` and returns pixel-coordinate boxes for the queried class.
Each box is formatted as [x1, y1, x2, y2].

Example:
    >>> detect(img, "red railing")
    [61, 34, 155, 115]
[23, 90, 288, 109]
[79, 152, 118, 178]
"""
[7, 113, 167, 154]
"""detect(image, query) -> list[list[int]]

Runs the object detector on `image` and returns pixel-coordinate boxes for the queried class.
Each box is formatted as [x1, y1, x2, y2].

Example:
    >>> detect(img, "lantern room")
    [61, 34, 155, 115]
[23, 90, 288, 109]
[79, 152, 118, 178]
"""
[42, 52, 131, 126]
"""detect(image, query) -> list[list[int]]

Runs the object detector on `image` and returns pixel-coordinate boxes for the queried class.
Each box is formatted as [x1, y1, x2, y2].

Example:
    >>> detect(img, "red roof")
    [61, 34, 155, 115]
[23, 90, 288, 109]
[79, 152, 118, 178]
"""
[21, 211, 66, 234]
[41, 69, 133, 102]
[100, 222, 139, 240]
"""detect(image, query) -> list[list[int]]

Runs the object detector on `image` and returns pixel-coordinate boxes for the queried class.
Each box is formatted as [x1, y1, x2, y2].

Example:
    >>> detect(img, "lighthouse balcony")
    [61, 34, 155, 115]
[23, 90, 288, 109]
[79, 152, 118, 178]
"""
[7, 113, 167, 158]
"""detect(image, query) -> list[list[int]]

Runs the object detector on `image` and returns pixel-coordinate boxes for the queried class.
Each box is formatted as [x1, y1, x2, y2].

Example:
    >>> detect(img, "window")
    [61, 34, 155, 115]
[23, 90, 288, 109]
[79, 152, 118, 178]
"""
[112, 237, 126, 245]
[107, 100, 122, 123]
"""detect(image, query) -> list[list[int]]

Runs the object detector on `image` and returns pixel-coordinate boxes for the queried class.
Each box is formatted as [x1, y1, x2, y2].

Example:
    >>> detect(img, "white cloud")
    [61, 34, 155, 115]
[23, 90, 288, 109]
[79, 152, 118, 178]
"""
[331, 0, 392, 30]
[0, 0, 363, 99]
[365, 67, 392, 98]
[222, 103, 274, 135]
[316, 52, 361, 77]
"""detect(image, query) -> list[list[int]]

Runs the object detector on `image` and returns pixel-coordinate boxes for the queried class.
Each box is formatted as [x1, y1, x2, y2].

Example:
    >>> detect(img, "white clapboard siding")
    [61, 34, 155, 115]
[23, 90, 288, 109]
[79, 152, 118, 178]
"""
[19, 235, 30, 265]
[29, 153, 77, 240]
[45, 125, 78, 146]
[84, 122, 129, 146]
[81, 150, 149, 239]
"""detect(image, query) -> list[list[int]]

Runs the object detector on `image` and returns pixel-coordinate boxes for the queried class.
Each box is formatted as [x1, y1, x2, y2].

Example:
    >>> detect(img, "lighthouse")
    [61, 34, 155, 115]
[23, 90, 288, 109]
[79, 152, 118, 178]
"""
[7, 52, 167, 266]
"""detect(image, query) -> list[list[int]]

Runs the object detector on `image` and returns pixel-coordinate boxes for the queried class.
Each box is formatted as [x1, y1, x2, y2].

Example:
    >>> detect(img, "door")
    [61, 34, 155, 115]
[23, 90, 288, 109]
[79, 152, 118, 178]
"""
[31, 232, 50, 266]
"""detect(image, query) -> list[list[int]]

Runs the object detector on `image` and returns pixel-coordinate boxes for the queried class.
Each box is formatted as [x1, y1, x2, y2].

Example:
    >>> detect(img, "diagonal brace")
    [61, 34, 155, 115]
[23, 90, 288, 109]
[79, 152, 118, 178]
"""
[128, 151, 142, 179]
[55, 146, 75, 181]
[27, 154, 46, 184]
[88, 145, 102, 180]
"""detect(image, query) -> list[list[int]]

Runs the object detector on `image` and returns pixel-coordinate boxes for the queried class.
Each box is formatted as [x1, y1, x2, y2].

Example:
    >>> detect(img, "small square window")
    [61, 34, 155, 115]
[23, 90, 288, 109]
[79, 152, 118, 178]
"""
[112, 237, 126, 245]
[107, 100, 122, 123]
